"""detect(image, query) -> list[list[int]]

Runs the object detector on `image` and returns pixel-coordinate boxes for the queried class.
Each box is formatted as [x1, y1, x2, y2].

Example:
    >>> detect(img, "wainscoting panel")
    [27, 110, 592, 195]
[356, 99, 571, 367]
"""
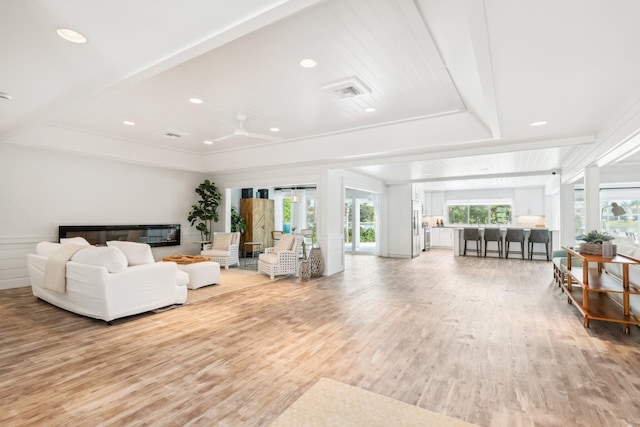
[0, 235, 53, 289]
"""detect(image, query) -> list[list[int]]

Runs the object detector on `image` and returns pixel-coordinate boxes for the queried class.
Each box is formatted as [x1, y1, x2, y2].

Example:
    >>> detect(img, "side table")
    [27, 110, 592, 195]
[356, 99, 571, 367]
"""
[244, 242, 262, 269]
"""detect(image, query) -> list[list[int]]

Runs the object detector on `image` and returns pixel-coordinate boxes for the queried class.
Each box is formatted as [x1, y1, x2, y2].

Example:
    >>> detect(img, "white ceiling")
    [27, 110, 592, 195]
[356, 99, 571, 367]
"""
[2, 0, 640, 191]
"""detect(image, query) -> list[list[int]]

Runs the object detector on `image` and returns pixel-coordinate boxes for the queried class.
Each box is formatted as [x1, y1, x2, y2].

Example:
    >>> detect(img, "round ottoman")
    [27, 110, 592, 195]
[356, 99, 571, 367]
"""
[177, 261, 220, 289]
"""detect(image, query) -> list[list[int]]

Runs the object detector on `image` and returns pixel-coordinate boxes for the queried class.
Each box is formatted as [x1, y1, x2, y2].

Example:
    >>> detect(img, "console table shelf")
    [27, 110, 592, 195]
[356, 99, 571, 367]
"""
[561, 246, 640, 333]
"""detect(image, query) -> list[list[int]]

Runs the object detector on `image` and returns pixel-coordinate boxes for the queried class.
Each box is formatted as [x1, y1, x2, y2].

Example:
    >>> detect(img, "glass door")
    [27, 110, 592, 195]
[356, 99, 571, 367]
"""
[344, 189, 377, 254]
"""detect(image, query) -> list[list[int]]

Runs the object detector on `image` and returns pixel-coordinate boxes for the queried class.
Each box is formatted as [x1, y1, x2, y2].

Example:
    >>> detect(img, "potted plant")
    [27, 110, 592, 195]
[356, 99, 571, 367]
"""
[578, 230, 614, 255]
[187, 179, 222, 243]
[230, 207, 247, 234]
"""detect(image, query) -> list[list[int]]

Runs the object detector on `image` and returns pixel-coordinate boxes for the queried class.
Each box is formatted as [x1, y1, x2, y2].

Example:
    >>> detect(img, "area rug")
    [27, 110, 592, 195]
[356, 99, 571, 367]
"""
[269, 378, 480, 427]
[187, 268, 279, 304]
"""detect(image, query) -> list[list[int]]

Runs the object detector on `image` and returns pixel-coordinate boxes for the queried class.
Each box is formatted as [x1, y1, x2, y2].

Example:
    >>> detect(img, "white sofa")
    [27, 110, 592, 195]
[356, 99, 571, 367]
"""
[27, 239, 188, 323]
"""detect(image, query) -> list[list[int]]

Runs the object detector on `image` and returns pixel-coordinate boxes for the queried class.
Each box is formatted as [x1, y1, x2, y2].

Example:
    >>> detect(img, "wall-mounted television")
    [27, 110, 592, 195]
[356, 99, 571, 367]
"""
[58, 224, 180, 247]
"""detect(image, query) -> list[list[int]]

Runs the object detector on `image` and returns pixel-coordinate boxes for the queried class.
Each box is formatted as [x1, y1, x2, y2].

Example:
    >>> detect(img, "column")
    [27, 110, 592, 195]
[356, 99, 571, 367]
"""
[584, 165, 601, 233]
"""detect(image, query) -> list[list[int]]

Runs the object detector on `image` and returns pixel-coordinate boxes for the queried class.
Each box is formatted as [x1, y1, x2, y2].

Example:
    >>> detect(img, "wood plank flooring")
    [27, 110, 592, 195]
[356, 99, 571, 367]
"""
[2, 250, 640, 426]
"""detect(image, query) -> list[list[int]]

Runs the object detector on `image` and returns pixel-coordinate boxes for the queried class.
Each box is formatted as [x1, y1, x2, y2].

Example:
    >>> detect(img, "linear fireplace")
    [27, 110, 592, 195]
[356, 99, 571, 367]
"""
[58, 224, 180, 247]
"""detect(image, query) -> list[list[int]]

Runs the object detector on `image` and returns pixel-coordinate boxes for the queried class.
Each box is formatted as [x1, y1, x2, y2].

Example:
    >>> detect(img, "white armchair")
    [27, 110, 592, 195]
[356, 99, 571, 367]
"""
[201, 232, 240, 269]
[258, 234, 303, 279]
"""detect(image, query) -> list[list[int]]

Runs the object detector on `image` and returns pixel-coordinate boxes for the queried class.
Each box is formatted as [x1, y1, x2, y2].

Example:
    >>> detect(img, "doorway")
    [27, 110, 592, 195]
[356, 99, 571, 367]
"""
[344, 189, 377, 254]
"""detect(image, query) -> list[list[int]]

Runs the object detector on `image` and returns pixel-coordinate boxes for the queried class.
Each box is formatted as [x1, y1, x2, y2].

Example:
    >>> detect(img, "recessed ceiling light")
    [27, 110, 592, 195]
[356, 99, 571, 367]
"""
[529, 121, 547, 127]
[189, 98, 203, 104]
[479, 168, 489, 171]
[56, 28, 87, 44]
[203, 140, 213, 145]
[364, 107, 377, 113]
[270, 127, 280, 132]
[0, 92, 11, 101]
[300, 59, 317, 68]
[123, 121, 135, 126]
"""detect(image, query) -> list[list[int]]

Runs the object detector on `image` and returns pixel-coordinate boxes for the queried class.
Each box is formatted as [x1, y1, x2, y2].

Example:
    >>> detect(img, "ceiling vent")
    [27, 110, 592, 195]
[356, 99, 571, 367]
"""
[158, 129, 189, 139]
[322, 76, 372, 99]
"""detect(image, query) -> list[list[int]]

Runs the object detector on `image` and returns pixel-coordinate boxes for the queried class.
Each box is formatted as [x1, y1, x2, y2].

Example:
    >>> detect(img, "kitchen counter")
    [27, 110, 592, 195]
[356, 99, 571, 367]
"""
[451, 227, 559, 258]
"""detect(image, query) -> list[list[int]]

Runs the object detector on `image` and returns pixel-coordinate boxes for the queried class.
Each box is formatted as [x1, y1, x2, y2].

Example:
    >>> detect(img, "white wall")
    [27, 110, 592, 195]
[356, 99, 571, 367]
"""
[0, 143, 205, 289]
[387, 184, 413, 258]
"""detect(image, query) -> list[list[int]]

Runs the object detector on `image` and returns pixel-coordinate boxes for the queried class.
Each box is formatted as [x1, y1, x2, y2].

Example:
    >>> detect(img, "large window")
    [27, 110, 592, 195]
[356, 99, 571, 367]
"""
[447, 202, 512, 225]
[601, 187, 640, 236]
[574, 186, 640, 238]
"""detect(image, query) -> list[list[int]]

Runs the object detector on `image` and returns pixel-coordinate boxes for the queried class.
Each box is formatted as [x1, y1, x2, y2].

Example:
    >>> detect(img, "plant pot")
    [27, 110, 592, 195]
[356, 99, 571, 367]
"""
[578, 243, 603, 255]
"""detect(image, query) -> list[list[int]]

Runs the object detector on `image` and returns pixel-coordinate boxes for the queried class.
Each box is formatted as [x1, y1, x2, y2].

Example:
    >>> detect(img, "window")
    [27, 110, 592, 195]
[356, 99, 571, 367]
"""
[600, 187, 640, 237]
[447, 202, 512, 225]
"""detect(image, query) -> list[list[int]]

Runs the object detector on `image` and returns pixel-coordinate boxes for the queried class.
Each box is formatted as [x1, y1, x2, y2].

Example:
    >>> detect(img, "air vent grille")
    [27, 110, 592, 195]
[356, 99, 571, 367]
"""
[157, 129, 189, 139]
[322, 76, 372, 99]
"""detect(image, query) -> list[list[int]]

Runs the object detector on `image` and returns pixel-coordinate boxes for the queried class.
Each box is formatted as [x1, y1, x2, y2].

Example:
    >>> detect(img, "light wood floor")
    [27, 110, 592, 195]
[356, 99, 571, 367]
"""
[2, 250, 640, 426]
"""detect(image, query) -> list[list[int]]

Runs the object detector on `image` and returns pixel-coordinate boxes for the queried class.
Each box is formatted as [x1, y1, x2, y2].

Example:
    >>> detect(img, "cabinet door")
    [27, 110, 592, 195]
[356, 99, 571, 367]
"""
[514, 188, 544, 216]
[431, 192, 445, 216]
[431, 228, 441, 246]
[440, 229, 453, 247]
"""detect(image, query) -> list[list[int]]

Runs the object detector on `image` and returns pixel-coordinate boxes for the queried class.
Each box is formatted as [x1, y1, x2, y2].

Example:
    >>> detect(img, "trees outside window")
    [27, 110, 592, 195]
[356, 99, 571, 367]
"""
[448, 203, 512, 225]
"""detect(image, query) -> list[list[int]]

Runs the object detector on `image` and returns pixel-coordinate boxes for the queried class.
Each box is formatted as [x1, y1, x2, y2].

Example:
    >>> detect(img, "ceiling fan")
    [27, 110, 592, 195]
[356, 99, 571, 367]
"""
[213, 114, 281, 142]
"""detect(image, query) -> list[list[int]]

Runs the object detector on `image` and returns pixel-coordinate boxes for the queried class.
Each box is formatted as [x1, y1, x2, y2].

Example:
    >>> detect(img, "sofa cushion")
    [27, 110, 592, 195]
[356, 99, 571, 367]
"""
[274, 234, 295, 253]
[212, 233, 232, 250]
[71, 246, 128, 273]
[106, 241, 155, 266]
[258, 253, 278, 265]
[36, 241, 62, 257]
[201, 249, 230, 257]
[60, 237, 91, 246]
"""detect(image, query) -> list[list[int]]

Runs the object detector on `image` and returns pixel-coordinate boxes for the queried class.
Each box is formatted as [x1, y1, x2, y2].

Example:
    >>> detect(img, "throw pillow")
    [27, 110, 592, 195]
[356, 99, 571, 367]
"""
[106, 240, 155, 266]
[60, 237, 91, 246]
[274, 234, 295, 253]
[213, 233, 232, 250]
[71, 246, 128, 273]
[36, 241, 62, 257]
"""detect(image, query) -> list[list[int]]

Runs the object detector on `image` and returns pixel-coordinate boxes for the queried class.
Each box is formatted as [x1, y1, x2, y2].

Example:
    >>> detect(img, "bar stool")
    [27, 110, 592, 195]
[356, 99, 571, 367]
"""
[483, 228, 503, 258]
[463, 228, 481, 257]
[528, 229, 550, 261]
[505, 228, 525, 259]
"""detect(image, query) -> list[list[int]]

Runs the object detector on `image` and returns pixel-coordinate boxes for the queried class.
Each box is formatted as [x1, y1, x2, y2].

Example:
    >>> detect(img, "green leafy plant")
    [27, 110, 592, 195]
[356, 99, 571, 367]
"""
[187, 179, 222, 242]
[230, 207, 247, 234]
[581, 230, 614, 244]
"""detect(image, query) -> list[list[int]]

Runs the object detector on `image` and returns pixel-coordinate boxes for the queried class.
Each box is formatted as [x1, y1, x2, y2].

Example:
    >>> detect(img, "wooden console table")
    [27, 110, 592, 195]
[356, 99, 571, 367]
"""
[561, 246, 640, 333]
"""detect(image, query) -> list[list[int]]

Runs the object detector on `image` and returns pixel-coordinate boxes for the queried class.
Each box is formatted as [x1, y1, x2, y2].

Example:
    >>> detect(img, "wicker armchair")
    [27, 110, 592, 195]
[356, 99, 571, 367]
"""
[258, 235, 303, 279]
[201, 232, 240, 269]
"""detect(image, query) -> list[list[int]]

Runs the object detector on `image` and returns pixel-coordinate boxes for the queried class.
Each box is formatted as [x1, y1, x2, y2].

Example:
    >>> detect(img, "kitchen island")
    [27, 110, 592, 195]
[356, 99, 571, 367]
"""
[450, 227, 558, 259]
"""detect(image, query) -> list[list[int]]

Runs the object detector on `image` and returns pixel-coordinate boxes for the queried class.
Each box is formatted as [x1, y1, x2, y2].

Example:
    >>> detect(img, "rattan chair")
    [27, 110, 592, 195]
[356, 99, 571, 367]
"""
[201, 232, 240, 269]
[258, 235, 304, 279]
